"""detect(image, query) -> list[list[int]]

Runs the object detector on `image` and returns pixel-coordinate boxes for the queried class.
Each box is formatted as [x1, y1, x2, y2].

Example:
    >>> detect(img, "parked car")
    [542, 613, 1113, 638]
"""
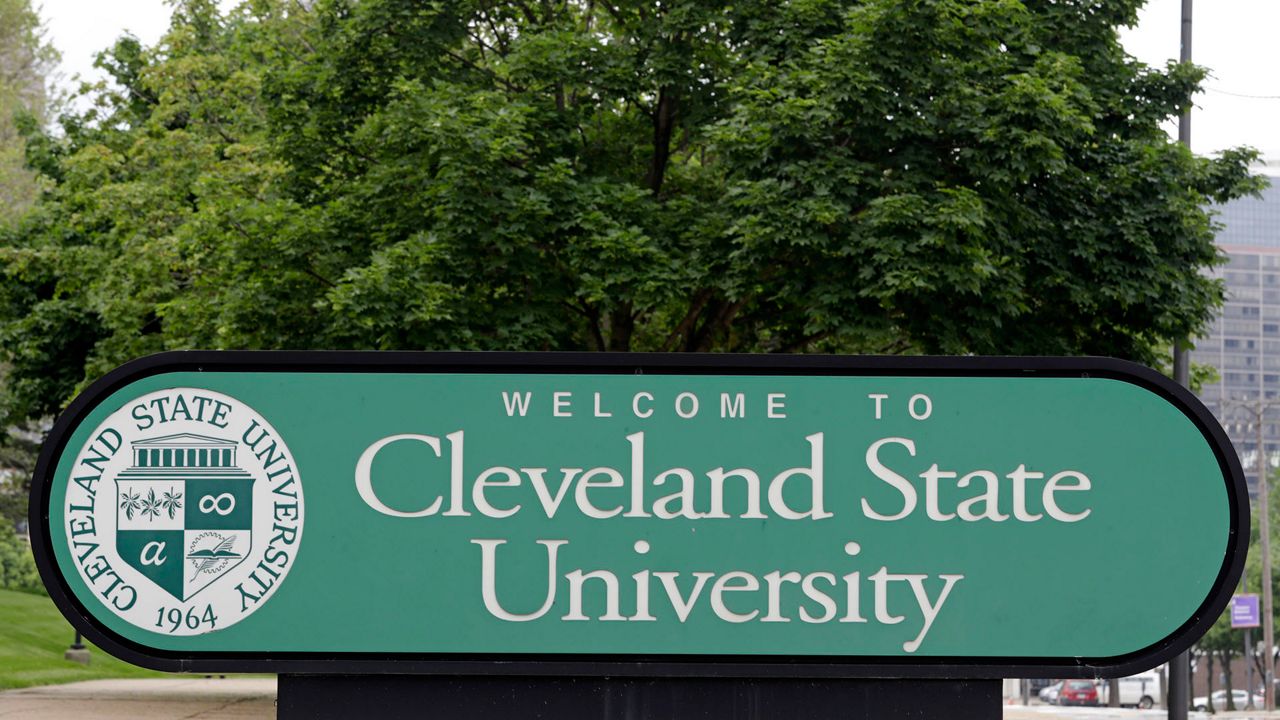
[1097, 673, 1161, 709]
[1192, 689, 1264, 711]
[1038, 681, 1063, 704]
[1058, 679, 1100, 707]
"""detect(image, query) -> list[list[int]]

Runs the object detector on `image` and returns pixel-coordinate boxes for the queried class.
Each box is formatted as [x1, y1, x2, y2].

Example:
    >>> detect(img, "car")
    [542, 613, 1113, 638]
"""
[1192, 689, 1264, 711]
[1039, 680, 1063, 704]
[1058, 679, 1100, 707]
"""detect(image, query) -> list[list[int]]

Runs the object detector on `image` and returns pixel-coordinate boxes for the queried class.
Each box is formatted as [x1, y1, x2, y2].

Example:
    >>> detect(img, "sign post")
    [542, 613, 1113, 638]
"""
[29, 353, 1248, 718]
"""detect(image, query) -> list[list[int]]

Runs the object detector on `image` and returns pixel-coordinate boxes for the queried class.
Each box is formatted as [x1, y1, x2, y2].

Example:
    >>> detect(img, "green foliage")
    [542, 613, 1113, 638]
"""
[0, 421, 40, 525]
[0, 0, 58, 223]
[0, 521, 41, 594]
[0, 0, 1265, 425]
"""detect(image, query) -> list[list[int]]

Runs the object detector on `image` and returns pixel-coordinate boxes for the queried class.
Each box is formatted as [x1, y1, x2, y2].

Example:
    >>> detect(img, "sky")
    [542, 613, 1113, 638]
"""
[36, 0, 1280, 171]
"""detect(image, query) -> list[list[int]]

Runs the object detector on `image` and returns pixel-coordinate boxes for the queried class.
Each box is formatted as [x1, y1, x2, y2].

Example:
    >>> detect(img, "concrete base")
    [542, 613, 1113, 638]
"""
[279, 675, 1001, 720]
[63, 647, 91, 665]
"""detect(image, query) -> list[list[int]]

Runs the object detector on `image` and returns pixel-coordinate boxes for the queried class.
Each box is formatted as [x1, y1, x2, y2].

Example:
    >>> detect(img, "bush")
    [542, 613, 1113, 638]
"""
[0, 521, 44, 595]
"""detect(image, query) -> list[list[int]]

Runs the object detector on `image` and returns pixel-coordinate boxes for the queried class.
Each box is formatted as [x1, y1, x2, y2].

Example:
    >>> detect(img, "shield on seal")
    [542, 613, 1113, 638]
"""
[116, 433, 254, 601]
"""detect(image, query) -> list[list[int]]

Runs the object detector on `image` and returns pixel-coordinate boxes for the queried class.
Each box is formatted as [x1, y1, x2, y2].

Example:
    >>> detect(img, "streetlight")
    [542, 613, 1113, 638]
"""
[1222, 396, 1280, 712]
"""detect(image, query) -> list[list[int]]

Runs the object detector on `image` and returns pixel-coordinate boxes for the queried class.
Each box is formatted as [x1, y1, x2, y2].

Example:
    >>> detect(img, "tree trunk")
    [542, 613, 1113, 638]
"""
[646, 88, 677, 196]
[606, 306, 633, 352]
[1222, 650, 1235, 710]
[1208, 652, 1216, 713]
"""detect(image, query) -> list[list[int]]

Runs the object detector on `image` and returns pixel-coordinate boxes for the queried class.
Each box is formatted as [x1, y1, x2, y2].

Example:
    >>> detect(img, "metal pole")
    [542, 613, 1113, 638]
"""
[1178, 0, 1192, 149]
[1170, 653, 1190, 717]
[1169, 3, 1193, 716]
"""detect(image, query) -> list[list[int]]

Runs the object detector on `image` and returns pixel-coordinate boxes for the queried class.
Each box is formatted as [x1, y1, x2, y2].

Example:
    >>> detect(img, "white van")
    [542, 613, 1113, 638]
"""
[1097, 673, 1162, 709]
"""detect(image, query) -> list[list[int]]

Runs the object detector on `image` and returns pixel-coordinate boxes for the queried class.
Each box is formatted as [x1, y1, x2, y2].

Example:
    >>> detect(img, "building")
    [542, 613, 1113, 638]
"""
[1191, 183, 1280, 495]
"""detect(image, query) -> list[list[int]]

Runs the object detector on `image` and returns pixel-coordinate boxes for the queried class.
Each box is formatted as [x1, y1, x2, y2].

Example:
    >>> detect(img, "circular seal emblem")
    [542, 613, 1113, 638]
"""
[62, 388, 304, 635]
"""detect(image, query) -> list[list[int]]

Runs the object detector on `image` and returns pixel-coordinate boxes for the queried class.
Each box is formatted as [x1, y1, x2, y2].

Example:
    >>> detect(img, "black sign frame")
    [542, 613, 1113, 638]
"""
[29, 351, 1248, 678]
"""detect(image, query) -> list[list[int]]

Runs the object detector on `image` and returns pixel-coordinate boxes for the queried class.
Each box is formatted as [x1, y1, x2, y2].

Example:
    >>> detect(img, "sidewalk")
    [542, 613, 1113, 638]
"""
[8, 679, 1280, 719]
[0, 678, 275, 719]
[1004, 706, 1280, 720]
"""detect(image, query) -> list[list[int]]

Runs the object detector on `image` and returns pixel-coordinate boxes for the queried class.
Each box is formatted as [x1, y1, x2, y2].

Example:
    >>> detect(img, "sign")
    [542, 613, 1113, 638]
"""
[30, 353, 1247, 678]
[1231, 594, 1261, 628]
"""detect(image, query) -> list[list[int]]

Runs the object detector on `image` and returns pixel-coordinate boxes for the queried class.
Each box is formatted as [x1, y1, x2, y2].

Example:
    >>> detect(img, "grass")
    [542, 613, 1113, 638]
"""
[0, 587, 172, 690]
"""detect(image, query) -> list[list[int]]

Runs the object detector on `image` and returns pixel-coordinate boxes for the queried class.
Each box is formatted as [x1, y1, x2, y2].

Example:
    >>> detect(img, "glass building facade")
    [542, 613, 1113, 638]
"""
[1191, 183, 1280, 495]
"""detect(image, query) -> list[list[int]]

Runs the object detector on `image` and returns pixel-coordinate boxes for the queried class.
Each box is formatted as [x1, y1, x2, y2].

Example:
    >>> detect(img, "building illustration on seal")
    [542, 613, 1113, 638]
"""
[115, 432, 255, 601]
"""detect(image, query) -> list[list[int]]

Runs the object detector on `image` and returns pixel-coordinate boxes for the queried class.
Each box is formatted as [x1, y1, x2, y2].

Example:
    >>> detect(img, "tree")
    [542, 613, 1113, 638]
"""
[0, 0, 1264, 432]
[0, 520, 41, 594]
[0, 421, 40, 526]
[1199, 609, 1242, 711]
[0, 0, 57, 224]
[0, 0, 57, 526]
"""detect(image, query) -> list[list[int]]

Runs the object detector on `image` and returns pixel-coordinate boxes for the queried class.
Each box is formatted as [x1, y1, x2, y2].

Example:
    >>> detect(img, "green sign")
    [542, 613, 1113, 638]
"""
[31, 353, 1246, 677]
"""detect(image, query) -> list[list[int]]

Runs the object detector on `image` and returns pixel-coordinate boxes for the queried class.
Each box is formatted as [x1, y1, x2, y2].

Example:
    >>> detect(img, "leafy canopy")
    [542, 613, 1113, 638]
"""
[0, 0, 58, 223]
[0, 0, 1264, 429]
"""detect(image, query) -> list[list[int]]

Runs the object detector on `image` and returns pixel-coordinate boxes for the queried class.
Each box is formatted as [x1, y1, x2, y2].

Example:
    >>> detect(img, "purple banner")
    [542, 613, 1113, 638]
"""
[1232, 594, 1261, 628]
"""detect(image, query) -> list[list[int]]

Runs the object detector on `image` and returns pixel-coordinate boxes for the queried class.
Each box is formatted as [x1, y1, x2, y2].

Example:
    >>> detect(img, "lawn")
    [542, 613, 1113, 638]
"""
[0, 587, 172, 689]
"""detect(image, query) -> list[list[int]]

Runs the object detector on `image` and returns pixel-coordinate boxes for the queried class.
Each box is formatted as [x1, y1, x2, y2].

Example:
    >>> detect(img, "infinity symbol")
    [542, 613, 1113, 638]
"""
[199, 493, 236, 516]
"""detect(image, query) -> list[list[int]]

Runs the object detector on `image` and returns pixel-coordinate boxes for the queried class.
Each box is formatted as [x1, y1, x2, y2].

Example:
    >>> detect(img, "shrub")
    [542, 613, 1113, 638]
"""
[0, 521, 44, 595]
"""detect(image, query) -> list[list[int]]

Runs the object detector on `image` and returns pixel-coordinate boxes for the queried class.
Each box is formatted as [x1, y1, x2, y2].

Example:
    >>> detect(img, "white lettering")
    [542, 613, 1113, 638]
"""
[502, 392, 531, 417]
[862, 438, 917, 521]
[472, 539, 565, 621]
[554, 392, 572, 417]
[355, 434, 444, 518]
[633, 392, 654, 418]
[593, 392, 613, 418]
[868, 393, 888, 419]
[675, 392, 699, 419]
[710, 572, 759, 623]
[909, 394, 932, 420]
[720, 393, 745, 419]
[1043, 471, 1091, 522]
[473, 466, 522, 518]
[767, 393, 787, 418]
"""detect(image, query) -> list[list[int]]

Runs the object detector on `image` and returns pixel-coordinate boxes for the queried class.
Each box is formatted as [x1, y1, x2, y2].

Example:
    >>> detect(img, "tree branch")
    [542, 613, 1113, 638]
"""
[227, 218, 335, 288]
[442, 48, 524, 93]
[689, 297, 745, 352]
[876, 337, 911, 355]
[776, 329, 834, 353]
[661, 289, 713, 351]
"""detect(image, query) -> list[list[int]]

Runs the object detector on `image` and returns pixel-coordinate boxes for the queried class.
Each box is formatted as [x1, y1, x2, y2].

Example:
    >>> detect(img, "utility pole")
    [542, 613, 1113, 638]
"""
[1255, 408, 1275, 711]
[1224, 397, 1279, 711]
[1168, 1, 1193, 717]
[1246, 573, 1256, 709]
